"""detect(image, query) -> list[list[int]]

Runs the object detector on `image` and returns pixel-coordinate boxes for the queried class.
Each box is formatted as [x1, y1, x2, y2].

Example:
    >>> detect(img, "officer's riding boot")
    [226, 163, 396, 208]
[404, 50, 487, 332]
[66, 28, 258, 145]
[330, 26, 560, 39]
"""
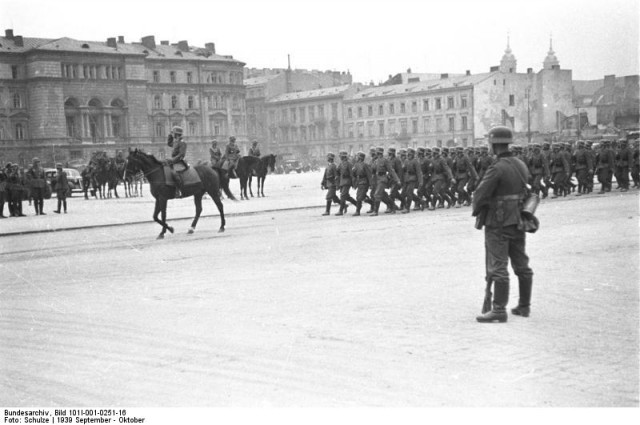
[34, 203, 39, 215]
[511, 276, 532, 317]
[371, 200, 380, 216]
[353, 201, 361, 216]
[335, 200, 345, 216]
[322, 200, 332, 216]
[39, 201, 46, 215]
[476, 281, 509, 323]
[444, 194, 453, 208]
[401, 198, 411, 213]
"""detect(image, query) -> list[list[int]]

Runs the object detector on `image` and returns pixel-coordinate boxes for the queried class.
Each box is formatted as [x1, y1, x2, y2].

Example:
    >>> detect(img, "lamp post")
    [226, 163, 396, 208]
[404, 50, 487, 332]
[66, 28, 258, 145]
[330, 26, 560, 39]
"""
[576, 106, 581, 139]
[526, 88, 531, 144]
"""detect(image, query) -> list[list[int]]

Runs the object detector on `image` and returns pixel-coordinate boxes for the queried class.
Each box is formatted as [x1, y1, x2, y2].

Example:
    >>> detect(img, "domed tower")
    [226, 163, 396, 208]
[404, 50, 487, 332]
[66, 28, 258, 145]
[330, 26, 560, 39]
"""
[499, 35, 517, 73]
[543, 35, 560, 70]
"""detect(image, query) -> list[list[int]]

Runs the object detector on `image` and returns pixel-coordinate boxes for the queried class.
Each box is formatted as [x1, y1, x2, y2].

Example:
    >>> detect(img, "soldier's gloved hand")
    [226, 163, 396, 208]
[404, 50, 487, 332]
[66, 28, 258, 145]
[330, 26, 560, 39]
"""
[321, 184, 326, 190]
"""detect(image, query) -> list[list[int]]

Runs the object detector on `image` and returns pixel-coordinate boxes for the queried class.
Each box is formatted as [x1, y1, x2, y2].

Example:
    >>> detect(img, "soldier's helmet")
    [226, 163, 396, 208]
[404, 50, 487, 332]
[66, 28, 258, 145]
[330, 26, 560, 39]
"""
[252, 140, 258, 145]
[211, 139, 217, 144]
[442, 147, 449, 154]
[456, 146, 464, 153]
[425, 147, 433, 154]
[376, 147, 384, 154]
[339, 150, 348, 158]
[388, 147, 396, 155]
[398, 148, 407, 156]
[229, 136, 236, 143]
[542, 141, 551, 148]
[407, 147, 416, 155]
[481, 145, 489, 151]
[417, 147, 425, 154]
[326, 152, 335, 160]
[357, 151, 366, 160]
[585, 141, 593, 147]
[369, 147, 376, 153]
[32, 157, 40, 164]
[487, 125, 513, 144]
[432, 147, 441, 154]
[532, 143, 541, 149]
[56, 163, 63, 169]
[577, 140, 585, 147]
[171, 125, 183, 135]
[552, 142, 561, 149]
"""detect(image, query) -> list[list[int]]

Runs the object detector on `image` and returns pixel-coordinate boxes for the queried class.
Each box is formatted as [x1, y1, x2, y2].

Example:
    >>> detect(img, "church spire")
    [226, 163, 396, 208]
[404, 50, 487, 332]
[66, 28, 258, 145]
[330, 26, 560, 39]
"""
[543, 33, 560, 70]
[500, 32, 517, 73]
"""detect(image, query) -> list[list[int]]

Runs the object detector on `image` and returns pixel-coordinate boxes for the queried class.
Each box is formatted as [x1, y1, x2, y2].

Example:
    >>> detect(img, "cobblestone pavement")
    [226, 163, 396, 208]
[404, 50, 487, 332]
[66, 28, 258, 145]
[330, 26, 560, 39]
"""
[0, 172, 638, 407]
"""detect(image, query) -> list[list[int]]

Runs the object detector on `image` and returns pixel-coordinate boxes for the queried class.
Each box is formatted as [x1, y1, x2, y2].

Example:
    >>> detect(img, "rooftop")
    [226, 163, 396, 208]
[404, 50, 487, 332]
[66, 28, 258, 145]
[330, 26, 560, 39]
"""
[268, 84, 353, 103]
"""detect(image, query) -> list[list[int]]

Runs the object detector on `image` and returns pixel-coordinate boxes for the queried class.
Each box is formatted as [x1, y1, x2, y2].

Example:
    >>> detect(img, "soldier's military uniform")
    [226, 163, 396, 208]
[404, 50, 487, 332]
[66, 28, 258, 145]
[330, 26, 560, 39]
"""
[631, 140, 640, 188]
[616, 139, 632, 191]
[166, 126, 188, 198]
[400, 147, 423, 213]
[387, 148, 403, 211]
[428, 147, 455, 210]
[351, 151, 373, 216]
[26, 157, 47, 215]
[596, 140, 616, 193]
[335, 151, 358, 216]
[452, 146, 478, 207]
[209, 139, 222, 169]
[573, 141, 594, 195]
[371, 147, 400, 216]
[53, 163, 69, 214]
[248, 140, 261, 158]
[8, 164, 26, 217]
[527, 144, 550, 197]
[222, 136, 241, 178]
[550, 143, 570, 198]
[321, 152, 340, 216]
[364, 147, 377, 212]
[472, 126, 534, 323]
[0, 164, 8, 218]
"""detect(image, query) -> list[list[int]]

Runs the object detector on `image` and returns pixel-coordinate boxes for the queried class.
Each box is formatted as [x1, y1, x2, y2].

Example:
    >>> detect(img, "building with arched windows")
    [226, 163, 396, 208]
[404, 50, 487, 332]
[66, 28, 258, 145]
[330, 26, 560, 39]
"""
[0, 29, 245, 167]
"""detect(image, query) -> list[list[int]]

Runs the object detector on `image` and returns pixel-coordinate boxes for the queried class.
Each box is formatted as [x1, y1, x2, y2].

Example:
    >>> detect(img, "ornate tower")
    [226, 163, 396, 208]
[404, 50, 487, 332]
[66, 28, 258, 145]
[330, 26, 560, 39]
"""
[543, 35, 560, 70]
[499, 34, 517, 73]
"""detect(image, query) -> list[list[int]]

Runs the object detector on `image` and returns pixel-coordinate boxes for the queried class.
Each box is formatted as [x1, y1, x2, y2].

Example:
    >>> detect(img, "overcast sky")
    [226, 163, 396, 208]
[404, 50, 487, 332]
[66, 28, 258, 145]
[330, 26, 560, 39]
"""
[1, 0, 638, 83]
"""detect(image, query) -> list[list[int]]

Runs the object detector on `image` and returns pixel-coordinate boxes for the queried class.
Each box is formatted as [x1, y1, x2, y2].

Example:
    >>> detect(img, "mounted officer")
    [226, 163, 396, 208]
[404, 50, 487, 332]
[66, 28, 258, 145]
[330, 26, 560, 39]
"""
[248, 140, 261, 158]
[222, 136, 241, 179]
[166, 125, 187, 198]
[209, 139, 222, 169]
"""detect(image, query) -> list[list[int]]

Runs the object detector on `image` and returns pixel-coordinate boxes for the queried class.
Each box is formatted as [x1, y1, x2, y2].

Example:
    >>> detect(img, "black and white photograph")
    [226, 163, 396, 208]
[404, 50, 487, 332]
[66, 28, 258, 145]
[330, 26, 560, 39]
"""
[0, 0, 638, 422]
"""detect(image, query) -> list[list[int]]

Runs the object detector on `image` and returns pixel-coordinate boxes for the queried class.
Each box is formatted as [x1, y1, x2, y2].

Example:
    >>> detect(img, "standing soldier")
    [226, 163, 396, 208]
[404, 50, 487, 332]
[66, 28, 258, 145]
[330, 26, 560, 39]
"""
[584, 141, 596, 193]
[8, 164, 26, 217]
[364, 147, 377, 213]
[472, 126, 534, 323]
[222, 136, 241, 179]
[596, 140, 616, 193]
[476, 146, 494, 183]
[527, 144, 550, 197]
[400, 147, 423, 213]
[387, 147, 403, 211]
[371, 147, 400, 216]
[351, 151, 373, 216]
[631, 139, 640, 188]
[320, 152, 340, 216]
[27, 157, 47, 215]
[53, 163, 69, 214]
[429, 147, 455, 210]
[573, 141, 594, 196]
[166, 126, 187, 198]
[549, 143, 570, 198]
[249, 139, 261, 158]
[616, 139, 632, 192]
[452, 146, 478, 207]
[335, 150, 357, 216]
[441, 147, 457, 206]
[0, 164, 7, 218]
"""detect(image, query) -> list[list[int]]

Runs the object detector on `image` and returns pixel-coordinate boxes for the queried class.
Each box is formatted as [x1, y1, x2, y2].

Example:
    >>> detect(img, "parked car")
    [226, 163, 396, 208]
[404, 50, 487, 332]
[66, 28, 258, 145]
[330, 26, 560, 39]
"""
[283, 160, 302, 174]
[44, 168, 83, 195]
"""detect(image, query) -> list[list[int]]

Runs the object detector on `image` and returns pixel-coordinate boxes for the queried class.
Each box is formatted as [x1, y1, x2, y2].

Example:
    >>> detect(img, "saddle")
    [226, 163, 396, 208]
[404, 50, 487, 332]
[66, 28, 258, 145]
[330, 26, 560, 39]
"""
[164, 164, 201, 187]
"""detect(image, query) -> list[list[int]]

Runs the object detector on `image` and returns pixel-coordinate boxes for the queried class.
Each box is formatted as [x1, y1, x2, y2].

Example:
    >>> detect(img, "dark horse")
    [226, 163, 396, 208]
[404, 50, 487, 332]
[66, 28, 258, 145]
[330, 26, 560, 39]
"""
[235, 156, 260, 200]
[126, 149, 236, 239]
[248, 154, 277, 198]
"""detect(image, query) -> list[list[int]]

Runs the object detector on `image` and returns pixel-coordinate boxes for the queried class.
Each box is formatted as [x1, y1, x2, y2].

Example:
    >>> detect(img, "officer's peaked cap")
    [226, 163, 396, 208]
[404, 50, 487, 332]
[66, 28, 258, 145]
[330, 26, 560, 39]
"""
[171, 126, 183, 135]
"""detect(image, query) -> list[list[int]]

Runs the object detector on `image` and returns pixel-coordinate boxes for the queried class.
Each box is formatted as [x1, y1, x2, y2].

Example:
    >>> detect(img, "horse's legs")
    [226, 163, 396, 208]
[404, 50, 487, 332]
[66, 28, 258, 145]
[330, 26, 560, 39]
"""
[212, 194, 225, 232]
[240, 177, 247, 200]
[153, 197, 173, 239]
[260, 176, 266, 197]
[188, 194, 203, 234]
[249, 175, 254, 197]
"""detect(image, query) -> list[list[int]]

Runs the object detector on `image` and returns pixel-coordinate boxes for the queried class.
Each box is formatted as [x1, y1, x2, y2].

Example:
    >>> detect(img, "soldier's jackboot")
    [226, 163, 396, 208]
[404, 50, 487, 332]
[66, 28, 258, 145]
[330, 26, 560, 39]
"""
[353, 201, 362, 216]
[39, 202, 46, 215]
[371, 201, 380, 216]
[444, 194, 453, 209]
[511, 276, 532, 317]
[476, 281, 509, 323]
[335, 201, 345, 216]
[34, 204, 40, 215]
[322, 200, 332, 216]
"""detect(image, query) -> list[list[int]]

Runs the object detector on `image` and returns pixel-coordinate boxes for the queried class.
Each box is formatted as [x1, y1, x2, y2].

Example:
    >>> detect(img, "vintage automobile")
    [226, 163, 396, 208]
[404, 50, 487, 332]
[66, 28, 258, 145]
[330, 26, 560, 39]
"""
[282, 159, 302, 174]
[44, 168, 83, 195]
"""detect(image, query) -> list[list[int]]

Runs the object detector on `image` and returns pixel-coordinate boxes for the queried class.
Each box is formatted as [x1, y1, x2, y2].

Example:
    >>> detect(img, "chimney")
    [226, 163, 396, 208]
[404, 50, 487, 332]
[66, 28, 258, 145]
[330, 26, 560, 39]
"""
[177, 40, 189, 52]
[407, 67, 412, 73]
[466, 70, 471, 76]
[161, 40, 169, 45]
[5, 29, 14, 39]
[205, 42, 216, 54]
[107, 37, 117, 48]
[14, 35, 23, 47]
[527, 68, 532, 74]
[440, 73, 448, 79]
[117, 35, 125, 43]
[604, 74, 616, 89]
[141, 35, 156, 49]
[490, 65, 499, 72]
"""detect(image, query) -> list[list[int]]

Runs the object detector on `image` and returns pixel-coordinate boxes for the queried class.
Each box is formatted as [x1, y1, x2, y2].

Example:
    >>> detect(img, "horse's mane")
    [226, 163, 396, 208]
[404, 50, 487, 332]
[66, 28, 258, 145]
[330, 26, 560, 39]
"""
[134, 150, 164, 166]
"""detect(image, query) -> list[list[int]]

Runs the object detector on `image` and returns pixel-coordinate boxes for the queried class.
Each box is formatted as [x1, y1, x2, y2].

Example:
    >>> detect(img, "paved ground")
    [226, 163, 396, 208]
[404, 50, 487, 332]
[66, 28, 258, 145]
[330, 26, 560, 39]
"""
[0, 172, 638, 407]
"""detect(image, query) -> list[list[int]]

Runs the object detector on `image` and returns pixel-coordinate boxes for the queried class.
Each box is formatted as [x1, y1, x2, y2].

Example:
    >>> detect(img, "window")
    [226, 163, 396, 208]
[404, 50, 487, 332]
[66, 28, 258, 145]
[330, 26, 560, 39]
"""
[357, 122, 364, 138]
[291, 108, 297, 123]
[154, 95, 162, 109]
[400, 102, 406, 113]
[348, 124, 354, 139]
[155, 122, 165, 137]
[436, 117, 442, 132]
[423, 117, 431, 134]
[411, 101, 417, 113]
[462, 116, 468, 130]
[318, 105, 324, 118]
[15, 123, 24, 140]
[170, 71, 176, 83]
[187, 72, 193, 84]
[461, 96, 468, 108]
[153, 71, 160, 83]
[66, 116, 76, 137]
[357, 107, 363, 118]
[378, 104, 384, 115]
[389, 103, 395, 114]
[400, 119, 407, 134]
[448, 117, 455, 132]
[112, 116, 121, 137]
[309, 106, 315, 121]
[189, 122, 196, 135]
[447, 97, 454, 109]
[367, 121, 374, 138]
[423, 99, 429, 111]
[171, 95, 178, 109]
[379, 121, 385, 136]
[509, 94, 515, 106]
[368, 105, 373, 116]
[435, 98, 442, 110]
[188, 96, 195, 109]
[388, 119, 396, 134]
[412, 119, 418, 134]
[300, 107, 306, 123]
[13, 93, 22, 108]
[347, 107, 353, 119]
[331, 103, 338, 119]
[11, 65, 18, 79]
